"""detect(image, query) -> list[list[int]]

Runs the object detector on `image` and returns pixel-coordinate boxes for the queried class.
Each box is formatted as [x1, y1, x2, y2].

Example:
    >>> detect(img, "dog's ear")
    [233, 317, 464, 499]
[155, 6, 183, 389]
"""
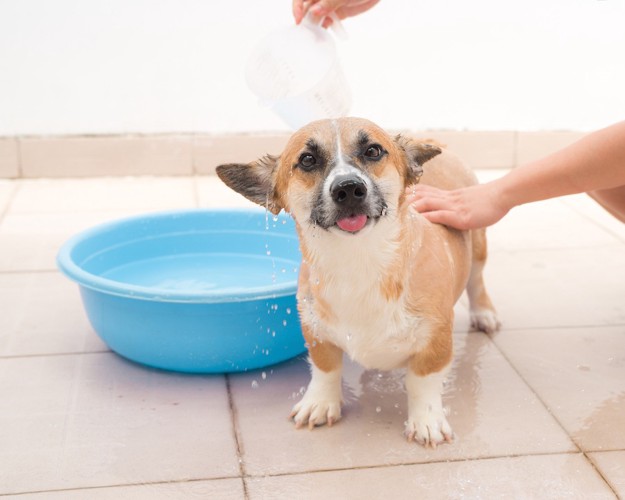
[395, 135, 442, 184]
[216, 155, 284, 214]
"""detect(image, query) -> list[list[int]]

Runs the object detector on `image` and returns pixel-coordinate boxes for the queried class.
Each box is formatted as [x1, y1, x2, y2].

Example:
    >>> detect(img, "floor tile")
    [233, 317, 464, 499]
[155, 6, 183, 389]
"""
[492, 325, 625, 451]
[486, 197, 621, 252]
[484, 246, 625, 330]
[475, 168, 509, 184]
[0, 179, 16, 215]
[5, 478, 245, 500]
[0, 272, 106, 357]
[0, 211, 143, 272]
[590, 451, 625, 498]
[9, 177, 197, 214]
[195, 175, 258, 209]
[231, 332, 573, 477]
[563, 194, 625, 243]
[247, 454, 614, 500]
[0, 353, 239, 495]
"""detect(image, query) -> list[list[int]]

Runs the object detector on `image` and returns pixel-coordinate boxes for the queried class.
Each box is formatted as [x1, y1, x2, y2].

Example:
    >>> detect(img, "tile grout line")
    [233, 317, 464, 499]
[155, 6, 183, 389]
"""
[225, 374, 250, 500]
[15, 136, 24, 178]
[3, 449, 621, 497]
[0, 476, 242, 498]
[486, 330, 580, 444]
[485, 332, 620, 498]
[563, 198, 625, 244]
[0, 350, 111, 361]
[0, 179, 21, 224]
[585, 452, 623, 498]
[241, 449, 598, 481]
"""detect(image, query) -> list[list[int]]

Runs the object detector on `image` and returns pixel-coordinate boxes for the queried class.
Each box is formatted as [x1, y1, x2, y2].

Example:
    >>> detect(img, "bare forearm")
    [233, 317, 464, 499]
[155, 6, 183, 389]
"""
[494, 121, 625, 211]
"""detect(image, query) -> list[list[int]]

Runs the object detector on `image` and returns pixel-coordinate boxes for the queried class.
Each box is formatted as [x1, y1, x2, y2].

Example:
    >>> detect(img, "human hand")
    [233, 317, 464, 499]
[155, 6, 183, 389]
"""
[406, 182, 510, 230]
[293, 0, 380, 27]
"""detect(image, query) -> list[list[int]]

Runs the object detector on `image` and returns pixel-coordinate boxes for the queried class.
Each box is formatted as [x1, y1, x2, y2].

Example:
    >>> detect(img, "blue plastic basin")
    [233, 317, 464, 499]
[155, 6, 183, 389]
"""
[57, 208, 306, 373]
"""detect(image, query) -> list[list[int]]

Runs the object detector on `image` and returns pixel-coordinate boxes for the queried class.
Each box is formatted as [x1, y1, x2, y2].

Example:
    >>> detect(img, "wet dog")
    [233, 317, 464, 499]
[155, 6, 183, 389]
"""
[217, 117, 499, 447]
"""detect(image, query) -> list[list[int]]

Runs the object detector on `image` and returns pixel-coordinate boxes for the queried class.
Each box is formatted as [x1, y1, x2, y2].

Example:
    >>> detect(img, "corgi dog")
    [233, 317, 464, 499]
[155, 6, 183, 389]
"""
[217, 117, 499, 447]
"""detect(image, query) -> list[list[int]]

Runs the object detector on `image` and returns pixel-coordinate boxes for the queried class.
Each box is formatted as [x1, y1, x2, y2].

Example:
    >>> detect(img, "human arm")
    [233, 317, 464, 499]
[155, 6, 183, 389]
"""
[408, 121, 625, 230]
[292, 0, 380, 27]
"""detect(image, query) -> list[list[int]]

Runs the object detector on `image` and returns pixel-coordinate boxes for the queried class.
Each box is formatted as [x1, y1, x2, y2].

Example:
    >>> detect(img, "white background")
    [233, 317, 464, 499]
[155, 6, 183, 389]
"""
[0, 0, 623, 136]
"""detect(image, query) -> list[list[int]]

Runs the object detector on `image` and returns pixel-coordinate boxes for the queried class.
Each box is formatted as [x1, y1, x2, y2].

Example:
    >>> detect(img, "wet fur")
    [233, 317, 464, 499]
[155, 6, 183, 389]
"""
[217, 117, 499, 447]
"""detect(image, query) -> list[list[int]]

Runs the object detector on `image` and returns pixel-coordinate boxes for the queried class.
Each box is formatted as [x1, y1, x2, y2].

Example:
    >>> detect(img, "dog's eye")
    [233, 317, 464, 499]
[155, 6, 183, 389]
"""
[364, 144, 383, 159]
[298, 153, 317, 170]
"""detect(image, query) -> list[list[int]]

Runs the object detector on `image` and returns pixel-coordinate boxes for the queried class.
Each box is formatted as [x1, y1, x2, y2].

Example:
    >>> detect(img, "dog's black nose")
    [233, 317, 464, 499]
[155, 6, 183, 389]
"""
[330, 174, 368, 207]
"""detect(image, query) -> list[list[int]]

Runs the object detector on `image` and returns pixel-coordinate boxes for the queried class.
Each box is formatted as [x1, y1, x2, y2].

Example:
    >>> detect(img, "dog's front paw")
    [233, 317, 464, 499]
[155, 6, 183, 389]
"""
[290, 392, 342, 430]
[405, 409, 454, 448]
[470, 308, 500, 334]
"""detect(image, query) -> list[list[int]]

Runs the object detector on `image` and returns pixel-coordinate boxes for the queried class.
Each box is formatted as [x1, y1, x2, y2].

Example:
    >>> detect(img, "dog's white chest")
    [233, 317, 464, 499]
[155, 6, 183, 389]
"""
[299, 217, 433, 370]
[328, 289, 426, 370]
[302, 262, 429, 371]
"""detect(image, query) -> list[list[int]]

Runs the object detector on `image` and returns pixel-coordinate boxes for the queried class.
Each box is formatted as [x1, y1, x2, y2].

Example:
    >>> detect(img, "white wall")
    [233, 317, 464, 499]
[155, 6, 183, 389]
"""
[0, 0, 623, 136]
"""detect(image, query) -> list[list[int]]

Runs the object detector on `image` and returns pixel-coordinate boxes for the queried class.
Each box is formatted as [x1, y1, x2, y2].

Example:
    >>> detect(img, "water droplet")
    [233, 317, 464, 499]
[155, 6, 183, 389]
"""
[286, 308, 292, 315]
[261, 372, 267, 380]
[282, 320, 287, 327]
[271, 331, 276, 337]
[251, 380, 259, 389]
[376, 406, 382, 413]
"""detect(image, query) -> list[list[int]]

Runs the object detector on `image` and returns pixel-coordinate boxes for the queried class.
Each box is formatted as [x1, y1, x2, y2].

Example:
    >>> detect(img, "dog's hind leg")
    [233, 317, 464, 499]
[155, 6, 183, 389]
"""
[466, 228, 500, 333]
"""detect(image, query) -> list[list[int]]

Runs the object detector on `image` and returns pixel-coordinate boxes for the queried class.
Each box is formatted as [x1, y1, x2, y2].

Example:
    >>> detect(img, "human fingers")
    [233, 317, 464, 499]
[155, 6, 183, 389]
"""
[410, 195, 455, 215]
[405, 184, 451, 204]
[335, 0, 380, 19]
[293, 0, 306, 24]
[310, 0, 349, 18]
[420, 210, 469, 230]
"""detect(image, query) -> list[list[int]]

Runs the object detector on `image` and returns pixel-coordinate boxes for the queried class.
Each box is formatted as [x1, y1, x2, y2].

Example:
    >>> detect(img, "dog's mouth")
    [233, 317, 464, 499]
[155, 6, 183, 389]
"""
[336, 214, 369, 233]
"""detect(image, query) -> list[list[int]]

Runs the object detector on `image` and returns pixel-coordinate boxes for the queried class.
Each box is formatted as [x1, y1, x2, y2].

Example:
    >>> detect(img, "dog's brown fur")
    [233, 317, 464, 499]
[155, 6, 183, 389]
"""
[217, 118, 499, 446]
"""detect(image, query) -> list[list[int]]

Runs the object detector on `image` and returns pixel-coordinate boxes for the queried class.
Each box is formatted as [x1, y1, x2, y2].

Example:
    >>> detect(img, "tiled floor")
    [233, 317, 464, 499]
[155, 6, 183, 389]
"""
[1, 172, 624, 499]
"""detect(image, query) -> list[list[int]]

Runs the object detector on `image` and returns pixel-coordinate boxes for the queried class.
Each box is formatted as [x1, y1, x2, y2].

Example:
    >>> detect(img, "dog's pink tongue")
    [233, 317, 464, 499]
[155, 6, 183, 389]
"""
[336, 214, 368, 232]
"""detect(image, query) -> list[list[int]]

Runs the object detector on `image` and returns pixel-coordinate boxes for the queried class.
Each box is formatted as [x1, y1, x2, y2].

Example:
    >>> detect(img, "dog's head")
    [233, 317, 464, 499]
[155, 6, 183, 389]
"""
[217, 117, 441, 236]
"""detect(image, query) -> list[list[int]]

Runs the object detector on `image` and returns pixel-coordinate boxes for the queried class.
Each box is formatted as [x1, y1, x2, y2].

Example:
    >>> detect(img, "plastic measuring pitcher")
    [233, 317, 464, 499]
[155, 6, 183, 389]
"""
[245, 14, 351, 130]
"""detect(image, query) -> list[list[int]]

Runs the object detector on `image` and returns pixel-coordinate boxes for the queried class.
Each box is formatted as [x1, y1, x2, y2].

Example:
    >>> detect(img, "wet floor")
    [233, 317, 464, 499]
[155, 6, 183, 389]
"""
[0, 173, 624, 498]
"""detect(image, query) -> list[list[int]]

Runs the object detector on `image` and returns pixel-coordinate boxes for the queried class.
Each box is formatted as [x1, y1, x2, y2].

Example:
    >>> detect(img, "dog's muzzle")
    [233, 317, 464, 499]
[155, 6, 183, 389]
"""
[309, 170, 387, 234]
[330, 174, 368, 209]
